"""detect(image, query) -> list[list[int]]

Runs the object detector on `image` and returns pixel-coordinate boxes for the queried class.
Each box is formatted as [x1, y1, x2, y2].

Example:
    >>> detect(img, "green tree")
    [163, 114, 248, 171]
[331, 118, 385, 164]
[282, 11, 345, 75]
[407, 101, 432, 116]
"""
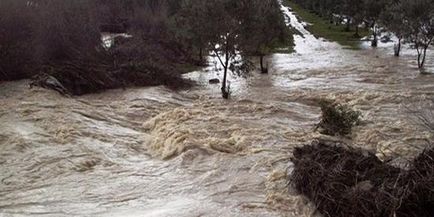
[238, 0, 290, 73]
[400, 0, 434, 69]
[205, 0, 241, 99]
[174, 0, 210, 65]
[363, 0, 389, 47]
[341, 0, 364, 33]
[380, 0, 407, 56]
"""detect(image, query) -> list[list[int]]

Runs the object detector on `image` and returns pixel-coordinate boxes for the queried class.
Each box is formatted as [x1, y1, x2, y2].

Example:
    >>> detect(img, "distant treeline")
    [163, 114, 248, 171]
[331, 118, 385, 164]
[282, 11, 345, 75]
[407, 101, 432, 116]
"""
[0, 0, 291, 96]
[290, 0, 434, 69]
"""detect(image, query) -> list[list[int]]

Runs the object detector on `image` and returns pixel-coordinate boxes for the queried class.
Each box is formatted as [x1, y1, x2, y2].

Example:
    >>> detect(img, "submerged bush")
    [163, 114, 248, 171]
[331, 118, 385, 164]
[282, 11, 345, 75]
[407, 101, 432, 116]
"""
[316, 100, 361, 136]
[290, 141, 434, 217]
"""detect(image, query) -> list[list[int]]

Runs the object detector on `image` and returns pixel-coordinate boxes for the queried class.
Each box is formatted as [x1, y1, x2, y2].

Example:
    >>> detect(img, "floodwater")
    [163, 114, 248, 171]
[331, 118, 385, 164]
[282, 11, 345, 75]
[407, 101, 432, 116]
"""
[1, 1, 433, 217]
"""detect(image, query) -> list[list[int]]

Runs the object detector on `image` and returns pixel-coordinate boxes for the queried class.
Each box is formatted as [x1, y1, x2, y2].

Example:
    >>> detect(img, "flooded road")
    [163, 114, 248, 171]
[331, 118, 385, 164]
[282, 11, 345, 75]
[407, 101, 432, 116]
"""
[1, 1, 434, 216]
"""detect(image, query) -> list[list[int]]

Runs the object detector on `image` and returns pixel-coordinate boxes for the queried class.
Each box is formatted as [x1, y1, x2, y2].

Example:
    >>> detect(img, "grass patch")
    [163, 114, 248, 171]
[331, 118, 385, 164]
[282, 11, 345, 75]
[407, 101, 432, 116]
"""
[282, 0, 370, 49]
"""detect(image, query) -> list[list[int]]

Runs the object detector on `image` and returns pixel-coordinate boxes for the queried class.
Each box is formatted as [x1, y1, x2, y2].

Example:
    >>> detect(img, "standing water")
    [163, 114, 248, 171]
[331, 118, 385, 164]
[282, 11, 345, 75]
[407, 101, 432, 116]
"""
[1, 1, 433, 217]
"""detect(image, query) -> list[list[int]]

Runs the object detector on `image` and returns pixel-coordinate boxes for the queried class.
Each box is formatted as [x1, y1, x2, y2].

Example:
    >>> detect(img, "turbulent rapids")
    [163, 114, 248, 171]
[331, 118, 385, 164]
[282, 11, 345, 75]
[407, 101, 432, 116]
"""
[1, 2, 434, 217]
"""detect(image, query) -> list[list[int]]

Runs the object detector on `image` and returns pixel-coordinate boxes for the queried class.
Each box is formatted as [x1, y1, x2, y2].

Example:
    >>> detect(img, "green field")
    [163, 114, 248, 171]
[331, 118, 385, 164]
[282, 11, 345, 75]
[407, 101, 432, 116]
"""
[283, 0, 370, 49]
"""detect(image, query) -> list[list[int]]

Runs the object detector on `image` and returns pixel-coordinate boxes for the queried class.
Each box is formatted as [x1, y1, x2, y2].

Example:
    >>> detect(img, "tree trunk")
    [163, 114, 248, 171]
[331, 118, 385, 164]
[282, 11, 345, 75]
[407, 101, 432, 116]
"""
[221, 66, 228, 98]
[345, 17, 351, 32]
[354, 25, 360, 38]
[371, 25, 378, 47]
[417, 46, 423, 69]
[260, 55, 267, 74]
[419, 38, 433, 70]
[199, 46, 203, 64]
[221, 50, 230, 99]
[419, 46, 428, 70]
[394, 38, 401, 57]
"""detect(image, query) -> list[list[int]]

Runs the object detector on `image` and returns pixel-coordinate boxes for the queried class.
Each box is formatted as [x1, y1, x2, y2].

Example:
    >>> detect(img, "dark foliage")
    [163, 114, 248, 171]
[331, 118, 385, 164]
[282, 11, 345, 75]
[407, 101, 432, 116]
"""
[0, 0, 34, 80]
[1, 0, 290, 96]
[30, 0, 194, 95]
[290, 141, 434, 217]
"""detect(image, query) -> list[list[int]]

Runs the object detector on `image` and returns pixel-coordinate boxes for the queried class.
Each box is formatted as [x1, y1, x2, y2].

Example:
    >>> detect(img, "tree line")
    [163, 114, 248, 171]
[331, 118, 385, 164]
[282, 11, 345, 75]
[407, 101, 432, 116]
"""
[291, 0, 434, 69]
[0, 0, 290, 98]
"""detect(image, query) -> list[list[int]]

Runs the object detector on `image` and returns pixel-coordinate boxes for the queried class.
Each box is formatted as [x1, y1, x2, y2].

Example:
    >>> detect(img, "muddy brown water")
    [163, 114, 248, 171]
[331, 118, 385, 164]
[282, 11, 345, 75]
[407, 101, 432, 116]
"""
[1, 2, 433, 217]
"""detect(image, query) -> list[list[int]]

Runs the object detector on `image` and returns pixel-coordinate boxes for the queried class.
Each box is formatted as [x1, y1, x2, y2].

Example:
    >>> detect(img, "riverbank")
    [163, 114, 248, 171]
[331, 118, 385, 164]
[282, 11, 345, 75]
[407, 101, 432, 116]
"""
[282, 0, 369, 49]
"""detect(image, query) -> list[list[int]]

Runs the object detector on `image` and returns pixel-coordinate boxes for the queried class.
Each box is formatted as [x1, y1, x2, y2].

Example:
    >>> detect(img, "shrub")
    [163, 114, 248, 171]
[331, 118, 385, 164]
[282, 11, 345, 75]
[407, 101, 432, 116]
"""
[316, 99, 361, 136]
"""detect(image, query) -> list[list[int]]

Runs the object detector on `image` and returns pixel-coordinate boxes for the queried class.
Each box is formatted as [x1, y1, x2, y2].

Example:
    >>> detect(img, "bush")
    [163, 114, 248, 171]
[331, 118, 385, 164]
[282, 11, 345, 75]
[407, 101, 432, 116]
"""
[290, 142, 434, 217]
[316, 99, 361, 136]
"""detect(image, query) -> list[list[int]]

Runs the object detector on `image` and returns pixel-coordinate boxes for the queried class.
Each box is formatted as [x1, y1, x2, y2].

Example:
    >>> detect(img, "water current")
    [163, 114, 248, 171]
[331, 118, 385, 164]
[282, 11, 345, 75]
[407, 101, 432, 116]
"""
[1, 1, 433, 216]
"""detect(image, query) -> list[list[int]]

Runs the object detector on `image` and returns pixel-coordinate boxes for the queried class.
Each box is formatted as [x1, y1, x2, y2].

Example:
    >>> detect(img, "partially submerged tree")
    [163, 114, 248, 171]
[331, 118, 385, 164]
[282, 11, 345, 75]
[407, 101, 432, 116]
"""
[400, 0, 434, 69]
[380, 1, 407, 56]
[340, 0, 364, 33]
[205, 0, 242, 99]
[176, 0, 290, 98]
[238, 0, 290, 74]
[378, 0, 433, 68]
[363, 0, 389, 47]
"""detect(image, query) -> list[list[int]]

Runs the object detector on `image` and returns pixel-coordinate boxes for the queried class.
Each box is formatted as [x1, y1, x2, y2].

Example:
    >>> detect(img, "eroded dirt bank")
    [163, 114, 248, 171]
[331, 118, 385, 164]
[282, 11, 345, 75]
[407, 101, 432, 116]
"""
[1, 3, 434, 217]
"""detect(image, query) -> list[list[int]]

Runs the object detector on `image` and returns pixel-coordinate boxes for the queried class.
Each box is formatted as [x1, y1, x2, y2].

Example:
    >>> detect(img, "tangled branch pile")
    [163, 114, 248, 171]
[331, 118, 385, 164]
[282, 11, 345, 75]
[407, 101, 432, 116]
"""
[290, 142, 434, 217]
